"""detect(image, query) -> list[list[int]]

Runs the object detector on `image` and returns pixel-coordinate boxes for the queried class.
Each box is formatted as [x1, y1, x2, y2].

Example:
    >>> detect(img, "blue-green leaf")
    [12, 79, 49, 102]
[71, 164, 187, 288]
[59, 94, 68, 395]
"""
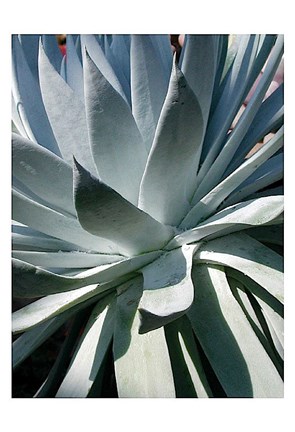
[83, 51, 147, 205]
[188, 264, 283, 397]
[73, 159, 174, 256]
[139, 58, 204, 226]
[113, 276, 176, 397]
[138, 244, 198, 333]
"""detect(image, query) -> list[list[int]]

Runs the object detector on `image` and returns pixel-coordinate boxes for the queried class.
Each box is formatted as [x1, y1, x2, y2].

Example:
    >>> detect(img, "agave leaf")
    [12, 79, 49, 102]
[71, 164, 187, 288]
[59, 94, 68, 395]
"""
[12, 250, 123, 269]
[167, 196, 283, 249]
[12, 133, 75, 216]
[139, 58, 204, 226]
[150, 34, 173, 81]
[197, 35, 258, 178]
[103, 37, 131, 105]
[223, 84, 284, 177]
[13, 314, 70, 368]
[194, 35, 284, 200]
[188, 264, 283, 397]
[130, 35, 171, 152]
[180, 35, 217, 130]
[80, 34, 127, 103]
[227, 276, 283, 375]
[227, 268, 283, 346]
[12, 189, 121, 255]
[38, 41, 97, 176]
[83, 51, 147, 205]
[12, 272, 135, 334]
[183, 126, 283, 227]
[246, 224, 283, 246]
[108, 35, 131, 88]
[18, 35, 40, 81]
[194, 232, 283, 304]
[165, 316, 213, 397]
[12, 250, 161, 298]
[113, 276, 175, 397]
[73, 159, 174, 256]
[138, 244, 199, 333]
[64, 34, 84, 101]
[56, 294, 115, 397]
[41, 34, 63, 72]
[11, 36, 60, 156]
[222, 153, 283, 208]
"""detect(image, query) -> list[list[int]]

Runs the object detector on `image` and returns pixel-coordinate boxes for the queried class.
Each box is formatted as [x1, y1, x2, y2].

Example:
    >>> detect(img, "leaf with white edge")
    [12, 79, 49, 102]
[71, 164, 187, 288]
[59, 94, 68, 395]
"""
[12, 189, 121, 255]
[188, 264, 283, 397]
[165, 316, 213, 397]
[73, 159, 175, 256]
[13, 250, 161, 298]
[83, 51, 147, 205]
[12, 273, 135, 334]
[182, 126, 283, 228]
[113, 276, 176, 398]
[130, 35, 171, 152]
[166, 196, 283, 249]
[12, 36, 60, 156]
[139, 57, 204, 226]
[56, 294, 115, 397]
[12, 133, 75, 216]
[138, 244, 199, 333]
[38, 41, 97, 176]
[194, 232, 284, 304]
[12, 250, 123, 269]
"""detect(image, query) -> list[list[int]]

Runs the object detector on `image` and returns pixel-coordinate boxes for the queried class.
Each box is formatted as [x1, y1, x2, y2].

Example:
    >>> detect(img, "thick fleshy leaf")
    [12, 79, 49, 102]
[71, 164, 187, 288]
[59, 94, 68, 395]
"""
[181, 35, 217, 130]
[165, 316, 213, 397]
[12, 250, 122, 269]
[194, 232, 284, 304]
[182, 126, 283, 228]
[18, 35, 40, 82]
[12, 133, 75, 216]
[130, 35, 171, 152]
[12, 273, 134, 334]
[113, 277, 175, 397]
[13, 314, 70, 368]
[167, 196, 283, 249]
[11, 36, 60, 155]
[12, 188, 120, 254]
[65, 34, 84, 101]
[73, 159, 175, 256]
[56, 294, 115, 397]
[80, 34, 127, 103]
[83, 51, 147, 205]
[38, 42, 97, 175]
[193, 35, 284, 200]
[188, 264, 283, 397]
[13, 250, 161, 298]
[139, 58, 204, 226]
[138, 244, 199, 333]
[41, 34, 63, 72]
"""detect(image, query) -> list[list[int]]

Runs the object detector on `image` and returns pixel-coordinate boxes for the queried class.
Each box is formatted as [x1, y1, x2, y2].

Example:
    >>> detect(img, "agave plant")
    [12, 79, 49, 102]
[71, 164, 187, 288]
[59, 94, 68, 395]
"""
[12, 34, 284, 398]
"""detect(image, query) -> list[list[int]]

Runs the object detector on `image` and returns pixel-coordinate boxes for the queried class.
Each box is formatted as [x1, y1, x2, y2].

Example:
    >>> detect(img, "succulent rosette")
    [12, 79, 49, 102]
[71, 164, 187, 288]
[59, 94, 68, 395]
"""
[12, 34, 284, 397]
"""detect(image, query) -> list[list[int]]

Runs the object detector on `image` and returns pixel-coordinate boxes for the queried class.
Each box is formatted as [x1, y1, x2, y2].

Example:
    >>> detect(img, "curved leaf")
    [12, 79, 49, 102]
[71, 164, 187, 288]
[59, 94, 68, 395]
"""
[139, 58, 204, 226]
[188, 264, 283, 397]
[56, 294, 115, 397]
[194, 232, 284, 304]
[113, 276, 175, 397]
[73, 159, 175, 256]
[38, 41, 97, 175]
[167, 196, 283, 249]
[12, 188, 120, 254]
[83, 51, 147, 205]
[12, 133, 75, 216]
[138, 244, 198, 333]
